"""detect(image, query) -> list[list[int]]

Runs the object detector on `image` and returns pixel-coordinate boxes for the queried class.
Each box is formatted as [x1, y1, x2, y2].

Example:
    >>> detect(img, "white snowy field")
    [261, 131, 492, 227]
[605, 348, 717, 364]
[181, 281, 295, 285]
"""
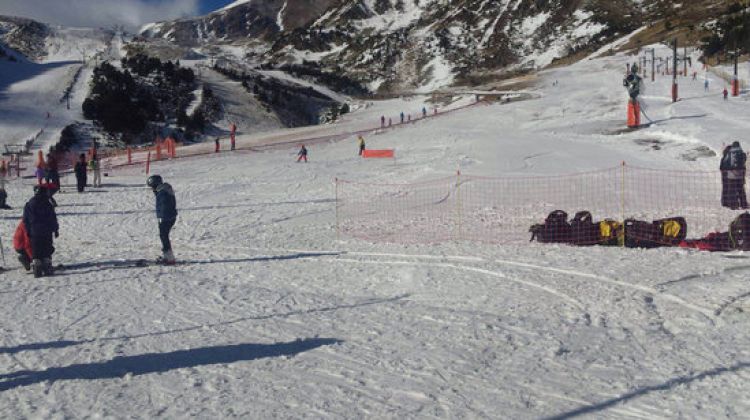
[0, 43, 749, 419]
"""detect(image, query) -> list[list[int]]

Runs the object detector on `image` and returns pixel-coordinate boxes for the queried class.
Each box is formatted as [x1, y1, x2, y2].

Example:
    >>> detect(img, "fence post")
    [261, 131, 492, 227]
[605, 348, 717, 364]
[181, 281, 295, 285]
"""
[334, 178, 339, 241]
[456, 169, 462, 241]
[620, 161, 626, 247]
[146, 151, 151, 175]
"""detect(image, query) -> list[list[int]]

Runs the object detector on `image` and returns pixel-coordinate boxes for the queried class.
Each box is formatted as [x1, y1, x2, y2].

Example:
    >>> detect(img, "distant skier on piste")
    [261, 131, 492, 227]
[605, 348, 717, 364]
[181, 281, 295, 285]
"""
[297, 144, 308, 162]
[74, 153, 87, 193]
[358, 135, 366, 156]
[23, 185, 59, 277]
[44, 153, 60, 194]
[147, 175, 178, 264]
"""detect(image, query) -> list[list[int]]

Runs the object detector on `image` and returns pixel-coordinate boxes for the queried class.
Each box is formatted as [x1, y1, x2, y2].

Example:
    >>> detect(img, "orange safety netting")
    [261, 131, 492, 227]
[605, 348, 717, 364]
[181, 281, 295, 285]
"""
[335, 165, 748, 245]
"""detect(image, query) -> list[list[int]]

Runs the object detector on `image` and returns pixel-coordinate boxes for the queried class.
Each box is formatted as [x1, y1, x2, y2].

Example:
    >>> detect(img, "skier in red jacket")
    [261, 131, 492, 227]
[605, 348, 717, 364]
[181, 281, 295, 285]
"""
[12, 220, 33, 271]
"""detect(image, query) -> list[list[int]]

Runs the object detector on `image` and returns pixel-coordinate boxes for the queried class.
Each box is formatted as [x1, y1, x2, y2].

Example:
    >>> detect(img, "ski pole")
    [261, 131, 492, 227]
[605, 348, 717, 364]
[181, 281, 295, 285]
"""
[640, 107, 654, 124]
[0, 236, 5, 266]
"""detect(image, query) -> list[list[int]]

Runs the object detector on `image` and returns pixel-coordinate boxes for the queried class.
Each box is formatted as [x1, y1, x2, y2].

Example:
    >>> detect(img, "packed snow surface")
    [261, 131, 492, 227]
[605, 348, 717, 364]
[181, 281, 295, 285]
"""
[0, 39, 749, 419]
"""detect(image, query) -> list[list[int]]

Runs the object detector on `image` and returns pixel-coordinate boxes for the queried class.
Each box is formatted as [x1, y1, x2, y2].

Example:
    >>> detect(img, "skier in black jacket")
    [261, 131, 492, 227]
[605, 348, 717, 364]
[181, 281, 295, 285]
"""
[721, 141, 748, 209]
[22, 185, 59, 277]
[74, 153, 87, 193]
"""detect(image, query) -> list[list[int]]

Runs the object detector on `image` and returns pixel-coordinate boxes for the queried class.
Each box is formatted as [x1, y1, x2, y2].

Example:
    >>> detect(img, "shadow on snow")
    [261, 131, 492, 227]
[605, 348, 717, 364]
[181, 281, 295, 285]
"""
[0, 338, 340, 392]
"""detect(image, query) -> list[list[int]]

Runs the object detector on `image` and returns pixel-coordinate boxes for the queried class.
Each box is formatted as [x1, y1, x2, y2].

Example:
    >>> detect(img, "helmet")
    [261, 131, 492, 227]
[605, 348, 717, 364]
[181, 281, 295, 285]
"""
[146, 175, 163, 189]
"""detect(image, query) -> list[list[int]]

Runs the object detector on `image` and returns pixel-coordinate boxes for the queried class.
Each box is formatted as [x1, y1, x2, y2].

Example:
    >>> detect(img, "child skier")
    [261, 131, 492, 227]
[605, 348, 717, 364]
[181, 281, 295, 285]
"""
[23, 185, 59, 277]
[12, 220, 32, 271]
[74, 153, 88, 192]
[297, 145, 308, 162]
[45, 153, 59, 194]
[147, 175, 178, 264]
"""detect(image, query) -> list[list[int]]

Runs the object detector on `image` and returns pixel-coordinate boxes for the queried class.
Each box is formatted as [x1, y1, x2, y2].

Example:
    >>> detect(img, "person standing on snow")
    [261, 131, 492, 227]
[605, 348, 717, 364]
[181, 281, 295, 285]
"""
[23, 185, 59, 277]
[723, 87, 729, 100]
[45, 153, 59, 193]
[400, 112, 405, 124]
[358, 135, 366, 156]
[147, 175, 178, 264]
[722, 141, 748, 209]
[230, 122, 237, 151]
[0, 176, 11, 209]
[12, 219, 32, 271]
[74, 153, 88, 193]
[297, 144, 308, 162]
[89, 154, 102, 187]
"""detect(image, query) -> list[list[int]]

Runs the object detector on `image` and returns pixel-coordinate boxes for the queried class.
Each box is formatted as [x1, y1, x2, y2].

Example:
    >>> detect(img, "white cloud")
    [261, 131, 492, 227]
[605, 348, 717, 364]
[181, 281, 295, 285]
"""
[0, 0, 200, 30]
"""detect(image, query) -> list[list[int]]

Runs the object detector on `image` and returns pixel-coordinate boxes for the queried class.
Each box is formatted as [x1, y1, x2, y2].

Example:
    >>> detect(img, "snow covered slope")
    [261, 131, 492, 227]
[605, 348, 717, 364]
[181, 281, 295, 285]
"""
[0, 39, 749, 418]
[0, 18, 115, 151]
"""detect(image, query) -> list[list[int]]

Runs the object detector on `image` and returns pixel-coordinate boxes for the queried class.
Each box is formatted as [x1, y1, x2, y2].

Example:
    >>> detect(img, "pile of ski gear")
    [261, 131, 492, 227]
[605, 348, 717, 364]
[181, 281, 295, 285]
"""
[529, 210, 622, 246]
[531, 209, 750, 252]
[680, 213, 750, 251]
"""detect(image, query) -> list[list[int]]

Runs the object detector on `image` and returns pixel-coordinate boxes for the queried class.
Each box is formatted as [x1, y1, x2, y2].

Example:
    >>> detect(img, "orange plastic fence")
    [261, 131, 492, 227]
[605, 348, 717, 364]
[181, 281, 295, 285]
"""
[362, 149, 395, 158]
[336, 165, 748, 244]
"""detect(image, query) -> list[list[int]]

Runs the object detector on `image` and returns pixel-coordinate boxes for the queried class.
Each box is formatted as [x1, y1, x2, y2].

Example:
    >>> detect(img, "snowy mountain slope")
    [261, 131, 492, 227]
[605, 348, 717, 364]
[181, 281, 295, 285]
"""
[0, 42, 748, 418]
[0, 17, 114, 151]
[139, 0, 738, 93]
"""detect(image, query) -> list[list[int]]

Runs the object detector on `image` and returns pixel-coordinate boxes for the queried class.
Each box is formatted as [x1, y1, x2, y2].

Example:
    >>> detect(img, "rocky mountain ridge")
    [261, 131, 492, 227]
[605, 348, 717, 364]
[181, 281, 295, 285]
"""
[138, 0, 742, 93]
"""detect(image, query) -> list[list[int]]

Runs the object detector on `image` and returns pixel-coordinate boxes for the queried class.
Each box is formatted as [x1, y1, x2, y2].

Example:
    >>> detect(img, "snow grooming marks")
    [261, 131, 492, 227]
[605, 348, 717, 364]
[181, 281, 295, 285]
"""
[493, 259, 720, 325]
[332, 257, 586, 310]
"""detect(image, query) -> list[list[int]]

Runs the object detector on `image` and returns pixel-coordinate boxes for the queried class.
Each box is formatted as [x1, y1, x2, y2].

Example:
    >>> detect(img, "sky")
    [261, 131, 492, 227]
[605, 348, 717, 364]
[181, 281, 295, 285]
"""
[0, 0, 237, 30]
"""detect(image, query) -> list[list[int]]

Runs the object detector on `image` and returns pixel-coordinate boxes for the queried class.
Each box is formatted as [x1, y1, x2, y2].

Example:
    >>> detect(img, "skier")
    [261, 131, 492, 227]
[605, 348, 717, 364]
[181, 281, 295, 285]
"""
[388, 117, 392, 127]
[723, 87, 728, 100]
[230, 122, 237, 151]
[215, 137, 220, 153]
[34, 164, 44, 185]
[722, 141, 748, 209]
[0, 176, 10, 209]
[74, 153, 87, 193]
[380, 115, 385, 128]
[12, 220, 32, 271]
[89, 154, 102, 187]
[147, 175, 177, 264]
[23, 185, 59, 277]
[358, 135, 366, 156]
[704, 78, 709, 91]
[297, 144, 308, 162]
[422, 107, 427, 118]
[400, 112, 405, 124]
[45, 153, 59, 194]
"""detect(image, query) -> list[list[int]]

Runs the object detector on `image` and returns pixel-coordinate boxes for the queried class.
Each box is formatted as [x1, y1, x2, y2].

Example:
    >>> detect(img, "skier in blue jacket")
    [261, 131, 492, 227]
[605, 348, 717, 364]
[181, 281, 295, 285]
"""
[147, 175, 178, 264]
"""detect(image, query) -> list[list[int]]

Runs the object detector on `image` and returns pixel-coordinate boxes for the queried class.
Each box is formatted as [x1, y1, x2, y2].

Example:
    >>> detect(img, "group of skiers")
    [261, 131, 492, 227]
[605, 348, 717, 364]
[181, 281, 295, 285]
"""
[7, 171, 177, 277]
[295, 134, 368, 162]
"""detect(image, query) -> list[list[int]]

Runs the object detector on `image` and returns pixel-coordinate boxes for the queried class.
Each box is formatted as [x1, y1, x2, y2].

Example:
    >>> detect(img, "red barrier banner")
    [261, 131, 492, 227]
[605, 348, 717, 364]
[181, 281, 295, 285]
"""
[362, 149, 395, 158]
